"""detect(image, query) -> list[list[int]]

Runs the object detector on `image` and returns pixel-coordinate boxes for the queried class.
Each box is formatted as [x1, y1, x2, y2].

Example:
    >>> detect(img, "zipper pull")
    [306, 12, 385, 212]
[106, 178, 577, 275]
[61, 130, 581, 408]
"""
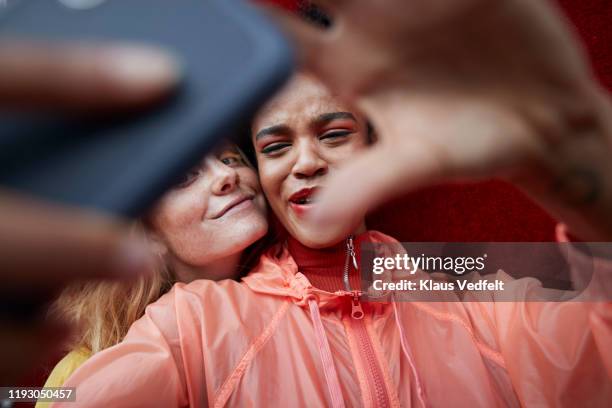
[347, 236, 358, 270]
[351, 292, 364, 319]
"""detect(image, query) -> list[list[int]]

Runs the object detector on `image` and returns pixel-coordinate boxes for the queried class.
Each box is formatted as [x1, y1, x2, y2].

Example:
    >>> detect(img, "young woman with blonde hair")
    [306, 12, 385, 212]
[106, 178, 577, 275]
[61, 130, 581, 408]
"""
[37, 143, 270, 406]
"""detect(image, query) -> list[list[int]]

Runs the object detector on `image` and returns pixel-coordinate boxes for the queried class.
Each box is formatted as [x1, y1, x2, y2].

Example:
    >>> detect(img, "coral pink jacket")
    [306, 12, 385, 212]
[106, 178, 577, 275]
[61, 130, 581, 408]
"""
[54, 231, 612, 407]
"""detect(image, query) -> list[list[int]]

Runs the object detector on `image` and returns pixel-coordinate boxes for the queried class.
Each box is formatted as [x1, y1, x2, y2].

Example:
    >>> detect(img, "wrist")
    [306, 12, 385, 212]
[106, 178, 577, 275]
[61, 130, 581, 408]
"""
[515, 85, 612, 240]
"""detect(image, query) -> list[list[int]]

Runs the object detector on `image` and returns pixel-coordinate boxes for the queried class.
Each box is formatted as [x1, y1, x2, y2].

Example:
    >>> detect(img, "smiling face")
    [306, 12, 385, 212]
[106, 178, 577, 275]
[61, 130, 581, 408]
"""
[149, 144, 267, 279]
[252, 74, 369, 248]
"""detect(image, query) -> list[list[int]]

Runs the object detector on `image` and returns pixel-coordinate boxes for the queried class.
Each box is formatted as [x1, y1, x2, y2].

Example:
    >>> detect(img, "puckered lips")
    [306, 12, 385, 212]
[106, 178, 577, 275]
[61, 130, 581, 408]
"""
[288, 187, 320, 217]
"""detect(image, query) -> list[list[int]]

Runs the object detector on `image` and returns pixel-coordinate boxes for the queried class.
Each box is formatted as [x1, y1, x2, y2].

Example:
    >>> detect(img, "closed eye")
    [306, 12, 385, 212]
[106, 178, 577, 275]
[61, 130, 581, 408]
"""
[261, 142, 292, 155]
[320, 130, 352, 144]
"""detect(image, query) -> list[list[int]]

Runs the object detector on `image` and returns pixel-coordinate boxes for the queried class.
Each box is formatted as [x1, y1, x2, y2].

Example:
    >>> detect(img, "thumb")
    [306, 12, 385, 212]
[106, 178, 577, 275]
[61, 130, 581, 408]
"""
[0, 192, 155, 290]
[0, 41, 180, 112]
[310, 139, 446, 229]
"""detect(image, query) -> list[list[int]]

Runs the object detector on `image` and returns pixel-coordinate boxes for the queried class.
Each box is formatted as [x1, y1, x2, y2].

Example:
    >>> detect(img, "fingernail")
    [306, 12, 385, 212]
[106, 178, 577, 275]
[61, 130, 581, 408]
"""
[104, 45, 181, 91]
[113, 236, 156, 279]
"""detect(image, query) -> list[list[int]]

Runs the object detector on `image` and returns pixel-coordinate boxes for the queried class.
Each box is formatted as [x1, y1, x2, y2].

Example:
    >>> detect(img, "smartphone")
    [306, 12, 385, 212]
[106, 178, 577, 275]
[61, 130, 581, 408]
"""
[0, 0, 293, 217]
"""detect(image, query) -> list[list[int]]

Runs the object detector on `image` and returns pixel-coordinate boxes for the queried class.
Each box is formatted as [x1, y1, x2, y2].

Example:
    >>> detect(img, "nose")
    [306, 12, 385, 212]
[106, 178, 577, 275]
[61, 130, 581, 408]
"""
[292, 140, 328, 180]
[209, 160, 238, 195]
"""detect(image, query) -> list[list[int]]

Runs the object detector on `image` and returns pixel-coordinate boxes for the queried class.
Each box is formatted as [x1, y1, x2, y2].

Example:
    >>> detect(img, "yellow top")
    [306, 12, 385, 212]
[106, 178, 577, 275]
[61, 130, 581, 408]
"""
[35, 348, 91, 408]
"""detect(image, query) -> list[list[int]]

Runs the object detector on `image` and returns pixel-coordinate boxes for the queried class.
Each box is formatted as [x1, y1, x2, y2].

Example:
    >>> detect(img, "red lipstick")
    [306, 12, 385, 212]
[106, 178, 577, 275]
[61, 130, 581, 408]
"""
[288, 187, 319, 217]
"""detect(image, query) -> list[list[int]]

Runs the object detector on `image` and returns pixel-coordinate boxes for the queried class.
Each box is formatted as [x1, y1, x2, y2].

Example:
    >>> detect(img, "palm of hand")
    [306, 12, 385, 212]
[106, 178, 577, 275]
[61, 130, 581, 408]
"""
[301, 0, 596, 181]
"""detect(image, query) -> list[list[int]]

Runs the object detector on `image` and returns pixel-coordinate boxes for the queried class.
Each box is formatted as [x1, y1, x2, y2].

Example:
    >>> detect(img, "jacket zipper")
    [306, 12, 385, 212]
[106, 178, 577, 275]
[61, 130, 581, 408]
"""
[343, 237, 392, 408]
[343, 236, 358, 292]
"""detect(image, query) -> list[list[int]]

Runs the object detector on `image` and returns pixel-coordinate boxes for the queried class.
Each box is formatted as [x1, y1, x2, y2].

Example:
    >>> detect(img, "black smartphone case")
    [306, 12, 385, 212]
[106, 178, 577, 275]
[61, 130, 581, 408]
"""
[0, 0, 293, 216]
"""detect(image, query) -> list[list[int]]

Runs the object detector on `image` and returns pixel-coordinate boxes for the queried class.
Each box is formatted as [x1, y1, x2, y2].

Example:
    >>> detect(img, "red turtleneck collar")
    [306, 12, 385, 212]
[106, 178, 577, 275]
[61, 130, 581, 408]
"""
[287, 232, 370, 293]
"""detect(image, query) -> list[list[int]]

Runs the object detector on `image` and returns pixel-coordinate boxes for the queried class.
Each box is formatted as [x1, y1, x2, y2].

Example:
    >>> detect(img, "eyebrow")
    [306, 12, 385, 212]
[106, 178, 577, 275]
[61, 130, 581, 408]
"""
[254, 112, 357, 140]
[314, 112, 357, 127]
[255, 124, 292, 141]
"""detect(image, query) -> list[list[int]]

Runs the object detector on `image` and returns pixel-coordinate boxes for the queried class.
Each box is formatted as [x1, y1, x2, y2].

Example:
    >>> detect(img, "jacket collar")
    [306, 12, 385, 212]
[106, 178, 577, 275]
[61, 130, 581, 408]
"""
[242, 230, 398, 308]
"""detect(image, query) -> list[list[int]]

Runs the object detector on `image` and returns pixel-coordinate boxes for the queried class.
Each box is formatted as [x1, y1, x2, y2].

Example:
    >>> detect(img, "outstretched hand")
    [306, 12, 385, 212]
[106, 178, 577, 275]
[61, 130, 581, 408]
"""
[269, 0, 612, 239]
[0, 41, 177, 384]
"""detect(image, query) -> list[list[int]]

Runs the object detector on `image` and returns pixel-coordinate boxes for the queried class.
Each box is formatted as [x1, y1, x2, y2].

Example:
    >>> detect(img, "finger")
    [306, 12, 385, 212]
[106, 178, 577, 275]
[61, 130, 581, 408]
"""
[309, 140, 446, 229]
[0, 192, 155, 290]
[0, 41, 180, 112]
[259, 5, 328, 75]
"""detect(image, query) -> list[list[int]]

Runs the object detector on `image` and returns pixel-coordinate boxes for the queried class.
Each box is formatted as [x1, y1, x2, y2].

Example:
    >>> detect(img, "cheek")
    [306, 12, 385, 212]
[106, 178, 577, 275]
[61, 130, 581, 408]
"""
[236, 167, 262, 193]
[236, 167, 268, 214]
[257, 157, 288, 199]
[152, 189, 208, 244]
[257, 160, 292, 225]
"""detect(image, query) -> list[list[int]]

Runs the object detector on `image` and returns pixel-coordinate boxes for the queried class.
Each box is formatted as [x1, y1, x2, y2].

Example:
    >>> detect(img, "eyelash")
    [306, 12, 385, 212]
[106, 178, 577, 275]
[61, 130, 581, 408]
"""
[320, 130, 352, 142]
[261, 143, 291, 155]
[220, 155, 245, 167]
[260, 131, 352, 155]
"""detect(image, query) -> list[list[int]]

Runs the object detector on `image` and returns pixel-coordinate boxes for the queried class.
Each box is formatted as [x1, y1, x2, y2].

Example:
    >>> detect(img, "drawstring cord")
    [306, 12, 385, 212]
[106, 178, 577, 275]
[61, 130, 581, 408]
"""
[307, 294, 426, 408]
[392, 296, 427, 408]
[307, 297, 346, 408]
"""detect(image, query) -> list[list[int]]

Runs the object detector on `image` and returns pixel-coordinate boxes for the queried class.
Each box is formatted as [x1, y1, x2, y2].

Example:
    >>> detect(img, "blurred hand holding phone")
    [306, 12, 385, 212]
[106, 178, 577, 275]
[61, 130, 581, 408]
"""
[0, 0, 293, 216]
[0, 0, 292, 384]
